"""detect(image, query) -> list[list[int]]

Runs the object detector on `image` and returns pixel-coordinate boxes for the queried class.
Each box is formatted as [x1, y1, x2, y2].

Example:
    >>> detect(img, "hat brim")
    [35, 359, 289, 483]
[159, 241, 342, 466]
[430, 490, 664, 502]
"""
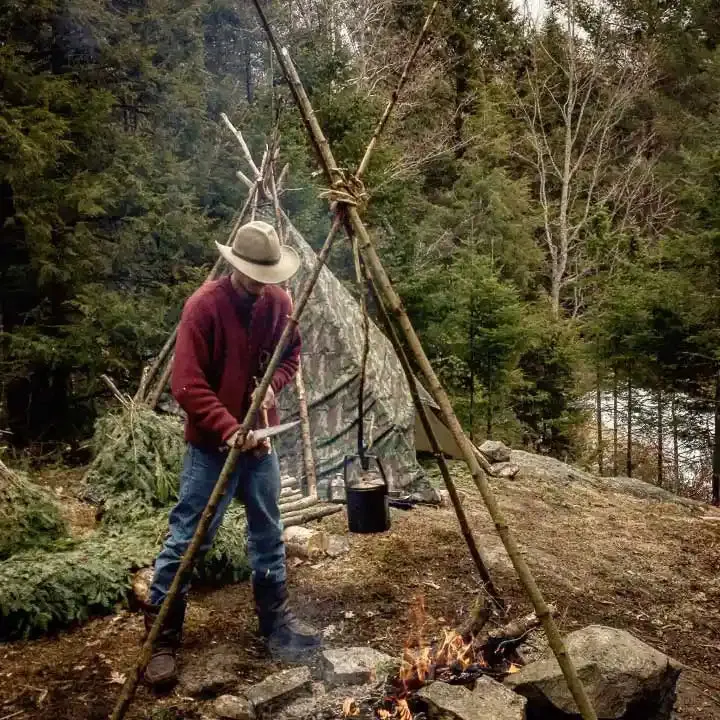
[216, 242, 300, 284]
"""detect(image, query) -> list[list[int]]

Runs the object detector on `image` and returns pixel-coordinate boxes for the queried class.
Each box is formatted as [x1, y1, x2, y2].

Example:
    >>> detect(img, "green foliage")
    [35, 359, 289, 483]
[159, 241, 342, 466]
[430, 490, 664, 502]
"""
[0, 405, 249, 638]
[0, 462, 68, 559]
[512, 316, 587, 457]
[0, 513, 163, 639]
[85, 405, 185, 506]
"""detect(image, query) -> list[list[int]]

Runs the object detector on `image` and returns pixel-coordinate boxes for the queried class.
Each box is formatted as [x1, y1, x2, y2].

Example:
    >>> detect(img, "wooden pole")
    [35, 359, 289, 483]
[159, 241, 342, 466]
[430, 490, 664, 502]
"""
[109, 216, 343, 720]
[366, 265, 504, 611]
[282, 504, 342, 527]
[270, 162, 318, 497]
[356, 0, 440, 178]
[251, 12, 598, 717]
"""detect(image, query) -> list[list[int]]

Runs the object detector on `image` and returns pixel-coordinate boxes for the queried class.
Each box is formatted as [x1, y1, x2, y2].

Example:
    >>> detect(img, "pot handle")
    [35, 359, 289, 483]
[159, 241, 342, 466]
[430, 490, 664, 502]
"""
[342, 454, 389, 495]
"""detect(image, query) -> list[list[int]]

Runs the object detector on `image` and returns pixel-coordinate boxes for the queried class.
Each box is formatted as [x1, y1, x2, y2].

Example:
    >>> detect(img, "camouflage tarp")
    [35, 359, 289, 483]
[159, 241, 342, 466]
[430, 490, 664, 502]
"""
[273, 215, 424, 496]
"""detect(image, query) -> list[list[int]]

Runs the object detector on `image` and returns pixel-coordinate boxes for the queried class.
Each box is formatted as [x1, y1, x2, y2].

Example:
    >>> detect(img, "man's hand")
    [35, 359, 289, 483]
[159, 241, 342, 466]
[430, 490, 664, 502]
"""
[226, 428, 260, 452]
[252, 384, 275, 410]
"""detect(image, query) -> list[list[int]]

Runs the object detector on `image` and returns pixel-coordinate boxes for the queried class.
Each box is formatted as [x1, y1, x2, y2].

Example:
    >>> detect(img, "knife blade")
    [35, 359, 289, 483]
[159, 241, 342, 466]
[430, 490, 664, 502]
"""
[252, 419, 300, 441]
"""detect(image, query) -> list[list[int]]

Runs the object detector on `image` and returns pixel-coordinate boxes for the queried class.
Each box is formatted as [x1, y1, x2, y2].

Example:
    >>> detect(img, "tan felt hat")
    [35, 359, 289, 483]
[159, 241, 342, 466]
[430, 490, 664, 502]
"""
[216, 221, 300, 284]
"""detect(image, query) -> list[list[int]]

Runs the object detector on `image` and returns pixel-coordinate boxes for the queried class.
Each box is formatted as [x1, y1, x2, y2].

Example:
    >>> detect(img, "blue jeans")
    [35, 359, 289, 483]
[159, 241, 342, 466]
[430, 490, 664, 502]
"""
[149, 444, 286, 605]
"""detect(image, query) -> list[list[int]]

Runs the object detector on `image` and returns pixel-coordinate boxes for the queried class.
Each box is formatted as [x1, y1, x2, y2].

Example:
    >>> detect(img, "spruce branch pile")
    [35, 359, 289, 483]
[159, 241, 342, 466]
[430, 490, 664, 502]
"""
[0, 459, 68, 560]
[84, 404, 185, 506]
[0, 405, 249, 639]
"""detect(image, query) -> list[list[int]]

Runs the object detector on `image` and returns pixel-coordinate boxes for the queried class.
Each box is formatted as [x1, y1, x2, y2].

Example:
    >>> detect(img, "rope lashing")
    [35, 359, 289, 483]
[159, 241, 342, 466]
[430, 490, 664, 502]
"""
[318, 168, 369, 212]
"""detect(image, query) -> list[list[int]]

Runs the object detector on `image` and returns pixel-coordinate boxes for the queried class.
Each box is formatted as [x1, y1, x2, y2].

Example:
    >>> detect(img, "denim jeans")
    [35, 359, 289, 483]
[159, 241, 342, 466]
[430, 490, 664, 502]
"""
[149, 444, 286, 605]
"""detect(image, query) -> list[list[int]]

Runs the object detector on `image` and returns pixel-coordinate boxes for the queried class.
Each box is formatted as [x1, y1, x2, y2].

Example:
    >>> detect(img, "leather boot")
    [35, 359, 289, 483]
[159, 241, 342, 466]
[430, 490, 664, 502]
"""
[142, 597, 186, 688]
[252, 578, 322, 661]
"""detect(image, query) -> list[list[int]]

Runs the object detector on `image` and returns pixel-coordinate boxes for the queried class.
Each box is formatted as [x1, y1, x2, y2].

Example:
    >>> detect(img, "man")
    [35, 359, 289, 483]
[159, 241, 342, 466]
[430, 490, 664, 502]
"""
[143, 220, 321, 688]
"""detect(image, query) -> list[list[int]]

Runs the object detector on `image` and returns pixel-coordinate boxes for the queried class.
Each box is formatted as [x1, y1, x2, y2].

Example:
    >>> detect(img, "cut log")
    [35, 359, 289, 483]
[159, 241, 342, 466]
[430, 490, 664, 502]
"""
[281, 477, 300, 490]
[278, 496, 319, 514]
[284, 525, 329, 559]
[281, 505, 343, 528]
[280, 485, 301, 498]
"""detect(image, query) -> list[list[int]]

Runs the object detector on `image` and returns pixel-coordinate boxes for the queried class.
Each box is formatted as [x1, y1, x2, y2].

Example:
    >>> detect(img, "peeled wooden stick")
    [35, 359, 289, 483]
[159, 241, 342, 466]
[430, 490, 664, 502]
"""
[251, 14, 598, 719]
[220, 113, 260, 178]
[282, 504, 342, 527]
[142, 120, 266, 408]
[279, 495, 319, 514]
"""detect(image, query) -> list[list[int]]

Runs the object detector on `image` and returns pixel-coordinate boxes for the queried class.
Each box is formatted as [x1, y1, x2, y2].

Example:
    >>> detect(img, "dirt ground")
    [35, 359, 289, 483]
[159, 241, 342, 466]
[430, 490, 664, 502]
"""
[1, 458, 719, 719]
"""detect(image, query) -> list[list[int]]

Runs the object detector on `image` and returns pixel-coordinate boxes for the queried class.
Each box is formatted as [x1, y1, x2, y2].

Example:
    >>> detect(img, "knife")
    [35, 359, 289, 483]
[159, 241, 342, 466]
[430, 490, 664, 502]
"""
[252, 419, 300, 441]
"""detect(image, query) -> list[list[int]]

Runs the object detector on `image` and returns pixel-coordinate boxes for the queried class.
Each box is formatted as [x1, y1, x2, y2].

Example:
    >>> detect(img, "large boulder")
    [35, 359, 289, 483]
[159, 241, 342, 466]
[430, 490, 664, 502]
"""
[505, 625, 680, 719]
[418, 677, 527, 720]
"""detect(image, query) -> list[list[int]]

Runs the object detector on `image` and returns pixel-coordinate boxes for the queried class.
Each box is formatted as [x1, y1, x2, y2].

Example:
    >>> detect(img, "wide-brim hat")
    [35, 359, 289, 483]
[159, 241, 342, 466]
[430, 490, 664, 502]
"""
[216, 220, 300, 284]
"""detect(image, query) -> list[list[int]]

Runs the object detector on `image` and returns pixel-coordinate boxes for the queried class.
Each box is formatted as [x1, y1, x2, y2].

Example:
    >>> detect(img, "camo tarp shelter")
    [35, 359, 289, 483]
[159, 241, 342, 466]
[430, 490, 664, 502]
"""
[273, 213, 461, 496]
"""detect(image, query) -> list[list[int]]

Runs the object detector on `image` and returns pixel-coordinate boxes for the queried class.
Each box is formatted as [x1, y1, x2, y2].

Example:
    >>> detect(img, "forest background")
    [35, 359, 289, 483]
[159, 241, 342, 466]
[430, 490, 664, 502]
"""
[1, 0, 719, 504]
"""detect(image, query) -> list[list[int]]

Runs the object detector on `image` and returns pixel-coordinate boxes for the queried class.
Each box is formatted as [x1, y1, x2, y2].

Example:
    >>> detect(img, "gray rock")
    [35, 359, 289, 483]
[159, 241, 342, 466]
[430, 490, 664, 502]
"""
[480, 440, 512, 463]
[409, 486, 445, 505]
[505, 625, 680, 719]
[321, 646, 394, 687]
[214, 694, 254, 720]
[492, 462, 520, 479]
[418, 677, 526, 720]
[179, 644, 240, 697]
[246, 667, 312, 714]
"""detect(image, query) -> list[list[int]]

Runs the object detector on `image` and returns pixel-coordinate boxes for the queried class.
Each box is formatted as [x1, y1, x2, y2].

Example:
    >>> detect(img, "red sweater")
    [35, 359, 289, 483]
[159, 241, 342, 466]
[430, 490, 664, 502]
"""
[171, 276, 301, 448]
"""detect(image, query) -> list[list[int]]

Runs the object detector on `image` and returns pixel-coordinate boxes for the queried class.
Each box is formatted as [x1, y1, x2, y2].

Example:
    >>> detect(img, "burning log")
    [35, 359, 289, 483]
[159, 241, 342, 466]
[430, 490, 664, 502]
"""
[473, 605, 556, 662]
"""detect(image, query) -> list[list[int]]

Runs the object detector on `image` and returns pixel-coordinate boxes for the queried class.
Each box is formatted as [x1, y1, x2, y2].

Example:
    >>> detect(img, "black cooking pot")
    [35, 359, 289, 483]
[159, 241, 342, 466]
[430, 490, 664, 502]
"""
[342, 454, 390, 534]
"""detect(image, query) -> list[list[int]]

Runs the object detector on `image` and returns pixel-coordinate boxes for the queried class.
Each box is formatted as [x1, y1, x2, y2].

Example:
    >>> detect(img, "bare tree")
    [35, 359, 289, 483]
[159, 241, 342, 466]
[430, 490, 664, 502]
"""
[514, 0, 661, 317]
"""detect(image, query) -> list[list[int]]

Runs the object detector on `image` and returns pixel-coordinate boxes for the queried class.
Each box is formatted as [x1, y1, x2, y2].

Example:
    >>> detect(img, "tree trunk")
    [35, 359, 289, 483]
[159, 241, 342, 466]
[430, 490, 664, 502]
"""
[613, 367, 619, 475]
[672, 392, 680, 491]
[626, 371, 633, 478]
[596, 364, 603, 476]
[712, 369, 720, 506]
[657, 387, 663, 488]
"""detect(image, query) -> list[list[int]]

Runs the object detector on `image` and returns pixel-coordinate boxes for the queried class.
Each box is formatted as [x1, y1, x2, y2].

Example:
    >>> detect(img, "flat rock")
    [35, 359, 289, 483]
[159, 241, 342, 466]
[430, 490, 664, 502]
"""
[179, 644, 240, 697]
[492, 462, 520, 479]
[418, 677, 526, 720]
[409, 486, 446, 505]
[246, 667, 312, 714]
[322, 646, 394, 687]
[214, 694, 254, 720]
[505, 625, 680, 719]
[480, 440, 512, 463]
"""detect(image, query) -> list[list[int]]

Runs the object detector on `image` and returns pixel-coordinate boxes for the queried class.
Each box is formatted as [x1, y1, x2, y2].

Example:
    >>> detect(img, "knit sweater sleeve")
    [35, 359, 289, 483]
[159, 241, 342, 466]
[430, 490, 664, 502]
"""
[171, 299, 240, 443]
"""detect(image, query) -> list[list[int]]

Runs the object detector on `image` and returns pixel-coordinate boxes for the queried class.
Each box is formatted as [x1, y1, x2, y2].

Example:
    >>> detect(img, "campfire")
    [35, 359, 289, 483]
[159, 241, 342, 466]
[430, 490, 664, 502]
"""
[345, 596, 528, 719]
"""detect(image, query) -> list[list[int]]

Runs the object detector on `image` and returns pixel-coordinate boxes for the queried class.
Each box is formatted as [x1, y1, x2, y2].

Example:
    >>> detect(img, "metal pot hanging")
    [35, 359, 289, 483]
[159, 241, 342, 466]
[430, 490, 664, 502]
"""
[343, 453, 390, 534]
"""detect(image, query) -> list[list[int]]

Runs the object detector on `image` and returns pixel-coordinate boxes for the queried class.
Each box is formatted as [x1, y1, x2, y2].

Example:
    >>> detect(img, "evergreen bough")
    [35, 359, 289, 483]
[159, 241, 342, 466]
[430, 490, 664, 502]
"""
[0, 459, 68, 560]
[0, 406, 250, 639]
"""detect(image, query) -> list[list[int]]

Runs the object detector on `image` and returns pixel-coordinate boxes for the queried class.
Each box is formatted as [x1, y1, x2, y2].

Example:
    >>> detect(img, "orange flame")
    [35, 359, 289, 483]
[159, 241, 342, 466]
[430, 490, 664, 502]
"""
[398, 596, 483, 689]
